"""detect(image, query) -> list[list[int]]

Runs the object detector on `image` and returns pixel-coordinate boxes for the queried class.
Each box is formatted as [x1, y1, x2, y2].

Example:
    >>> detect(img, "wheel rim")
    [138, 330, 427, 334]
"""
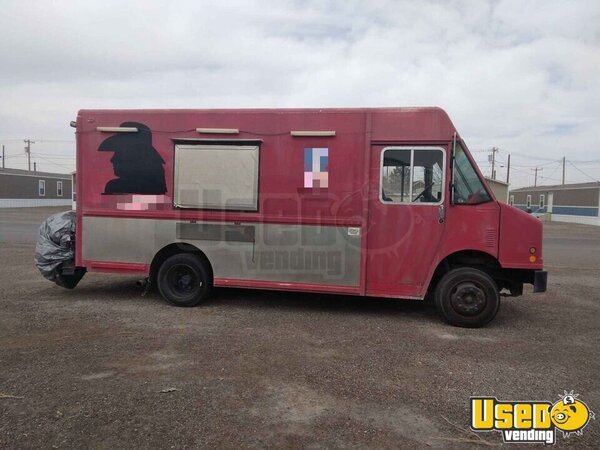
[449, 281, 487, 316]
[166, 264, 201, 297]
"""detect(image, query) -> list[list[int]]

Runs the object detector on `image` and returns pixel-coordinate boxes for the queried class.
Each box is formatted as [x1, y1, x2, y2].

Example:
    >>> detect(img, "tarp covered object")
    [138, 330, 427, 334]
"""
[34, 210, 76, 283]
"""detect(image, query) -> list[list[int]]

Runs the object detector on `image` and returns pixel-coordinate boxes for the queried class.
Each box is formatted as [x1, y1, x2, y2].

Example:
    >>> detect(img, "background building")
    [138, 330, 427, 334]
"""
[484, 177, 509, 203]
[509, 182, 600, 226]
[0, 168, 72, 208]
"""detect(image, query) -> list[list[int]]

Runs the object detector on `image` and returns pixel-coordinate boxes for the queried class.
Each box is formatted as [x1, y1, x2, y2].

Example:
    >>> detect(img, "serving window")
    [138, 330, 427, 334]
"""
[174, 144, 259, 210]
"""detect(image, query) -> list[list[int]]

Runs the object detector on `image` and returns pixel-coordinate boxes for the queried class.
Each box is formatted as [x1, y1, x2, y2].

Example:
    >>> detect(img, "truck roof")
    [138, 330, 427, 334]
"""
[77, 107, 458, 143]
[78, 106, 448, 114]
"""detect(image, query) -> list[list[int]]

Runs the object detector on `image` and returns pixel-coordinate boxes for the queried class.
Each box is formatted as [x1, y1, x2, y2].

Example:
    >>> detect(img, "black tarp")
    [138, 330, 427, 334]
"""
[34, 211, 85, 288]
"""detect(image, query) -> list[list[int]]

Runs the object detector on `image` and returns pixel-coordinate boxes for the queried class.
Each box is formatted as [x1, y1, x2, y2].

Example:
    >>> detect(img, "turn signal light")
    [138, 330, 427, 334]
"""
[529, 255, 537, 263]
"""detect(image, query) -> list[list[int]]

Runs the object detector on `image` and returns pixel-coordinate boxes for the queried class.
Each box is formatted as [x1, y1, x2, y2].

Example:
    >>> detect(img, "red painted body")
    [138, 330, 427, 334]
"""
[75, 107, 544, 299]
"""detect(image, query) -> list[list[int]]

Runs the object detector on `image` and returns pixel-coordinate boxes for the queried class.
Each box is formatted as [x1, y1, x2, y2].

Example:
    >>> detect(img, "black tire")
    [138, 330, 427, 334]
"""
[156, 253, 212, 307]
[434, 267, 500, 328]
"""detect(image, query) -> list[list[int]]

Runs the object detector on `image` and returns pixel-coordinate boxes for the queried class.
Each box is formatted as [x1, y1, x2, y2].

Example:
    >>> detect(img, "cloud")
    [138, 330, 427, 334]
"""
[0, 0, 598, 186]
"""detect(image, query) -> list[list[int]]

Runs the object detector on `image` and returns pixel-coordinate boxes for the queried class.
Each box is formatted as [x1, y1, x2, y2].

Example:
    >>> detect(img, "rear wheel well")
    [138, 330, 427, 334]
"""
[150, 243, 213, 286]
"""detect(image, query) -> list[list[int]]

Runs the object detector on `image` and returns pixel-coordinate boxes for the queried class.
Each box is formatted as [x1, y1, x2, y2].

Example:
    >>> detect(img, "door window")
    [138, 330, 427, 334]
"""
[381, 147, 444, 204]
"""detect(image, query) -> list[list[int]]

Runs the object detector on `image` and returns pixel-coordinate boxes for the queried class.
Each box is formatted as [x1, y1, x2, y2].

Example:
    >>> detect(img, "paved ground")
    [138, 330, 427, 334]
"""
[1, 208, 599, 449]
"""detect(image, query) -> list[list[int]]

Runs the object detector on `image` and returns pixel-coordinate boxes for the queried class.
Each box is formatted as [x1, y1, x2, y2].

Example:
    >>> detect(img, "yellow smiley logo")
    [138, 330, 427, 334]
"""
[550, 392, 594, 437]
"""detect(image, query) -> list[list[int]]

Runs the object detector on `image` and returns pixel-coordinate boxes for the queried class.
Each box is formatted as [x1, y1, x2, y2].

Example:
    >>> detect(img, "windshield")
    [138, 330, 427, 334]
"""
[453, 143, 491, 204]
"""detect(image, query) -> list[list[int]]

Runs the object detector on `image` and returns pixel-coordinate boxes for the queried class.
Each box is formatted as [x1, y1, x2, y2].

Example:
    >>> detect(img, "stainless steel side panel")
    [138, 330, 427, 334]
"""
[82, 217, 361, 286]
[176, 223, 256, 243]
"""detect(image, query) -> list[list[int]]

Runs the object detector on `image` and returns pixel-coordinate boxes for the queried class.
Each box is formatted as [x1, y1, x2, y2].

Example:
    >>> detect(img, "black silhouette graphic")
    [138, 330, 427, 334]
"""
[98, 122, 167, 194]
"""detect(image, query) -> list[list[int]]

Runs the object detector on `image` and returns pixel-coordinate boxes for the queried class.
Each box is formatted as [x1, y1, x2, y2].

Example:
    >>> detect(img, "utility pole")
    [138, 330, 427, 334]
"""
[506, 154, 511, 184]
[1, 145, 4, 169]
[489, 147, 498, 180]
[33, 161, 37, 172]
[562, 156, 566, 185]
[24, 139, 34, 171]
[532, 167, 543, 187]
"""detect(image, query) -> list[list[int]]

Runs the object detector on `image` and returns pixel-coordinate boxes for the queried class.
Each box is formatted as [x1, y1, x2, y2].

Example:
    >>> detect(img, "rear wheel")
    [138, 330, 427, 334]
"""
[434, 267, 500, 328]
[156, 253, 212, 307]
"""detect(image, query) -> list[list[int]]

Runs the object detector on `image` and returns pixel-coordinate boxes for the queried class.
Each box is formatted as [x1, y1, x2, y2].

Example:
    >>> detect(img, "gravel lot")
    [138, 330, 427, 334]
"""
[1, 207, 599, 448]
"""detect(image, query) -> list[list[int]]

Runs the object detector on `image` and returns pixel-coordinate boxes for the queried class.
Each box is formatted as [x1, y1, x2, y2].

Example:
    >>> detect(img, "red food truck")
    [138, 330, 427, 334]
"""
[43, 107, 547, 327]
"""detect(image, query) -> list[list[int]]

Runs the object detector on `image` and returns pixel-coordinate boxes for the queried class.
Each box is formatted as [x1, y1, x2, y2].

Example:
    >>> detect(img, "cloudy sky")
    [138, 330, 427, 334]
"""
[0, 0, 598, 187]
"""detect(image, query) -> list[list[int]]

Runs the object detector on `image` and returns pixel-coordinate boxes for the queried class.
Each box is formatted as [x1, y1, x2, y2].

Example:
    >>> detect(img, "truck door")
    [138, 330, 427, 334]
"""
[366, 146, 447, 298]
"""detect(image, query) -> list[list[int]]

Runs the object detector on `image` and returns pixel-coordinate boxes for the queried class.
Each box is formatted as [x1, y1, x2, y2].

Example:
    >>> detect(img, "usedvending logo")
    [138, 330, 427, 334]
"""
[471, 391, 594, 444]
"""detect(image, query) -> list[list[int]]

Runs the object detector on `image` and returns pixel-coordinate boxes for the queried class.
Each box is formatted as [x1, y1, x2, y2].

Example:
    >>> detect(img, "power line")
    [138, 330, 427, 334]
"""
[567, 160, 599, 182]
[559, 158, 600, 164]
[538, 176, 562, 183]
[30, 153, 75, 159]
[508, 160, 562, 168]
[500, 149, 558, 162]
[540, 164, 560, 182]
[507, 166, 562, 186]
[0, 138, 74, 143]
[31, 154, 75, 171]
[507, 166, 534, 175]
[491, 148, 600, 164]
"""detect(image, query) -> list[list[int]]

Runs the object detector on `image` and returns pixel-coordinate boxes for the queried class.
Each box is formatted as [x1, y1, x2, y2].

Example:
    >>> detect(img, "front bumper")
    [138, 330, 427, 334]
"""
[533, 270, 547, 293]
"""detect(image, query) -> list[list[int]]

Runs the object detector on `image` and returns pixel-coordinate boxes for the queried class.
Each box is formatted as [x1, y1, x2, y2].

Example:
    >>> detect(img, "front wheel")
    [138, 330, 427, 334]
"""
[434, 267, 500, 328]
[156, 253, 212, 307]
